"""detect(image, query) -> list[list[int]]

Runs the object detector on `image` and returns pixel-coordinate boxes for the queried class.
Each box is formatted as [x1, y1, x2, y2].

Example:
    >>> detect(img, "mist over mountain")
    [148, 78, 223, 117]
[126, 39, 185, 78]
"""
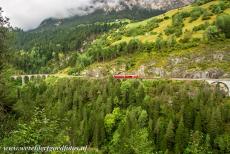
[59, 0, 195, 18]
[37, 0, 194, 30]
[87, 0, 194, 11]
[2, 0, 194, 30]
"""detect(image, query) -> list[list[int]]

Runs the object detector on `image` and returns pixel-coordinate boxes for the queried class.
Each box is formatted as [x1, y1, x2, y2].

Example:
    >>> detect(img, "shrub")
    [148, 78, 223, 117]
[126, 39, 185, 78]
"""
[204, 25, 220, 40]
[165, 26, 177, 35]
[164, 12, 189, 38]
[150, 31, 157, 35]
[167, 35, 177, 47]
[210, 5, 223, 14]
[172, 12, 190, 27]
[190, 7, 205, 22]
[202, 11, 213, 20]
[146, 18, 163, 27]
[164, 26, 183, 37]
[125, 26, 146, 37]
[145, 20, 160, 31]
[155, 37, 166, 50]
[179, 31, 193, 43]
[164, 16, 170, 20]
[193, 22, 209, 32]
[209, 1, 230, 14]
[216, 14, 230, 38]
[194, 0, 212, 6]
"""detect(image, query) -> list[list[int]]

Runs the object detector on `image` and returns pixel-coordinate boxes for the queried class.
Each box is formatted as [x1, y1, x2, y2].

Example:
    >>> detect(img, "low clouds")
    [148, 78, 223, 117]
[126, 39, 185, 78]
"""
[0, 0, 96, 30]
[0, 0, 127, 30]
[0, 0, 192, 30]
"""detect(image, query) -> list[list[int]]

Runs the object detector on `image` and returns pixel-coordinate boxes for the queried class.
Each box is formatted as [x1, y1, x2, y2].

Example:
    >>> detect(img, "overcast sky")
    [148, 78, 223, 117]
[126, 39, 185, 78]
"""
[0, 0, 165, 30]
[0, 0, 99, 30]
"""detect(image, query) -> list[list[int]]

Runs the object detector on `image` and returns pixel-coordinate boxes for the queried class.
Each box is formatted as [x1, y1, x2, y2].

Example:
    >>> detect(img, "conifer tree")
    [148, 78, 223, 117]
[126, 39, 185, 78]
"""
[175, 118, 187, 154]
[184, 104, 194, 129]
[194, 113, 202, 131]
[163, 120, 175, 151]
[208, 107, 222, 140]
[136, 84, 145, 104]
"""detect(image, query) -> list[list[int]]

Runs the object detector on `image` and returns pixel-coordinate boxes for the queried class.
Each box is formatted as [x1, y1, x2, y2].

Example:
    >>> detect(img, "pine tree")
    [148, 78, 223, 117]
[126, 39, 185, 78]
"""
[136, 84, 145, 104]
[163, 120, 175, 151]
[204, 134, 212, 153]
[184, 104, 194, 129]
[0, 8, 11, 130]
[208, 107, 222, 140]
[194, 113, 202, 131]
[175, 118, 187, 154]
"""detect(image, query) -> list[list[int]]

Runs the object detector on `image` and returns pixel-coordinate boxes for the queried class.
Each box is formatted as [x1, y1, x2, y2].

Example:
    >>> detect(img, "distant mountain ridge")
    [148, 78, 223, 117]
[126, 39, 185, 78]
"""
[38, 7, 164, 30]
[92, 0, 195, 11]
[38, 0, 194, 29]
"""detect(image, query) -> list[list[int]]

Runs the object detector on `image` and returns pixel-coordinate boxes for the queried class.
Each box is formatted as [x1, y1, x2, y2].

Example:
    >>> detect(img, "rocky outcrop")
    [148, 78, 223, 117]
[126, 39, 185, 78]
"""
[147, 67, 167, 77]
[81, 67, 107, 77]
[183, 68, 225, 79]
[95, 0, 194, 11]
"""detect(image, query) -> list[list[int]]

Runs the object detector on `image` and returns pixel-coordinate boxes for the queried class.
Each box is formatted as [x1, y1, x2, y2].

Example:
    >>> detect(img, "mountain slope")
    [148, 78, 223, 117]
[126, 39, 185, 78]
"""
[12, 7, 166, 73]
[37, 8, 164, 30]
[60, 0, 230, 79]
[11, 0, 230, 77]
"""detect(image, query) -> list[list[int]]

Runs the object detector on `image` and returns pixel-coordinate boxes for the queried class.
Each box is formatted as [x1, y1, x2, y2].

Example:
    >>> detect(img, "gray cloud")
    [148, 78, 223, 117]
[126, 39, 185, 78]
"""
[0, 0, 96, 30]
[0, 0, 128, 30]
[0, 0, 193, 30]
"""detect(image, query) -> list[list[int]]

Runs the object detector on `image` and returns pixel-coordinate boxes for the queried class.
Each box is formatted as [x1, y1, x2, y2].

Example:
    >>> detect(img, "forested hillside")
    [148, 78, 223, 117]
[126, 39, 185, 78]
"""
[2, 78, 230, 154]
[62, 0, 230, 78]
[12, 8, 164, 74]
[0, 0, 230, 153]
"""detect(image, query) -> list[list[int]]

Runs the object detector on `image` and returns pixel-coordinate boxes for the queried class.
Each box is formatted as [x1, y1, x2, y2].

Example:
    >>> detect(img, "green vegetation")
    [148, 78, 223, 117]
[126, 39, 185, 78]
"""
[216, 14, 230, 38]
[12, 22, 126, 73]
[192, 22, 209, 31]
[194, 0, 213, 6]
[12, 8, 164, 74]
[190, 7, 205, 22]
[1, 0, 230, 153]
[1, 78, 229, 154]
[9, 0, 230, 75]
[209, 1, 230, 14]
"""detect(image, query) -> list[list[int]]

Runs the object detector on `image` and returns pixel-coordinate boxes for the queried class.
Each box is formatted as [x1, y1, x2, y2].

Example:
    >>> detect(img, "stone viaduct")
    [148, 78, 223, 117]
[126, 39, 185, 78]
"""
[11, 74, 230, 96]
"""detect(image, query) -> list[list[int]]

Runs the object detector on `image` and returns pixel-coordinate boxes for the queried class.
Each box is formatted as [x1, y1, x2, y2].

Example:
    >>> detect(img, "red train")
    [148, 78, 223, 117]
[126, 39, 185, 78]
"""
[113, 75, 139, 79]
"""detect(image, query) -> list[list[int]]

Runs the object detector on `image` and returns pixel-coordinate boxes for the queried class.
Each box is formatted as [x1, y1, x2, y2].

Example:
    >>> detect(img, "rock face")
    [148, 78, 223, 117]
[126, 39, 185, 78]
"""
[80, 49, 230, 79]
[148, 67, 167, 77]
[81, 67, 107, 78]
[183, 69, 225, 79]
[91, 0, 194, 11]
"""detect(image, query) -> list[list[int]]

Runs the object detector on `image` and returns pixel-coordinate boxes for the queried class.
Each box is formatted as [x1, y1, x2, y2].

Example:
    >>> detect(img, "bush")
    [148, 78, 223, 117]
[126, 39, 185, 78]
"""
[172, 12, 190, 27]
[164, 16, 170, 20]
[125, 27, 146, 37]
[204, 25, 220, 40]
[179, 30, 193, 43]
[209, 2, 230, 14]
[165, 26, 177, 35]
[155, 37, 166, 50]
[194, 0, 212, 6]
[216, 14, 230, 38]
[145, 18, 163, 31]
[164, 26, 183, 37]
[167, 35, 177, 47]
[193, 22, 209, 32]
[190, 7, 205, 22]
[145, 22, 159, 31]
[150, 31, 157, 35]
[202, 10, 213, 20]
[210, 5, 223, 14]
